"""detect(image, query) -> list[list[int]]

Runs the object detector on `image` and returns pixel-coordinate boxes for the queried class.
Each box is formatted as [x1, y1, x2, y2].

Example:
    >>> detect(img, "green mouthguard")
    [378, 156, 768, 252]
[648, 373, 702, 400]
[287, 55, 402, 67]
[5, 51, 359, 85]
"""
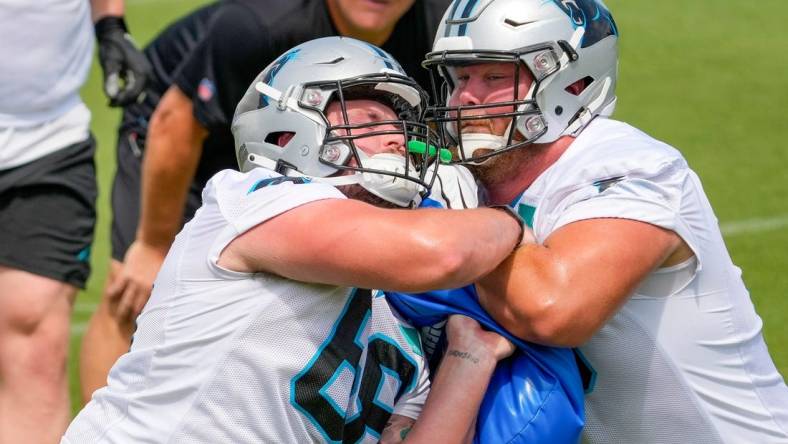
[407, 140, 452, 163]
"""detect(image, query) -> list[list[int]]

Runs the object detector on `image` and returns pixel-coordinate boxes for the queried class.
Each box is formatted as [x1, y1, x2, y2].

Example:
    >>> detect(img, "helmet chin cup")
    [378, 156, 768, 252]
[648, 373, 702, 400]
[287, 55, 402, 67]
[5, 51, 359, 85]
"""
[358, 153, 425, 207]
[310, 152, 426, 207]
[459, 133, 507, 164]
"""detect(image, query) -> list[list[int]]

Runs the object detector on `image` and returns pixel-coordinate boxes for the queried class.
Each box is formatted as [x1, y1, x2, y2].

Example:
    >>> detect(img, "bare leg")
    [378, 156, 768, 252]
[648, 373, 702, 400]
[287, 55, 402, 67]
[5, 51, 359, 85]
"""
[78, 260, 135, 404]
[0, 266, 76, 444]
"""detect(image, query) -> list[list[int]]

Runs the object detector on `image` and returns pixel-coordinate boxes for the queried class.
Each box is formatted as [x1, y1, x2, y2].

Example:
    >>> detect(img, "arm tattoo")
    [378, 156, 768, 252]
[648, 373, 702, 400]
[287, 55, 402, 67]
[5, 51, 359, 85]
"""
[446, 349, 480, 364]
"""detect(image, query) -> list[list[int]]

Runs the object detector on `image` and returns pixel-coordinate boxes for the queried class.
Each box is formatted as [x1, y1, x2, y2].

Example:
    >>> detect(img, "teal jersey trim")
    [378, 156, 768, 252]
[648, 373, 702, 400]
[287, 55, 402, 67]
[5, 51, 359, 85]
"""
[517, 204, 536, 229]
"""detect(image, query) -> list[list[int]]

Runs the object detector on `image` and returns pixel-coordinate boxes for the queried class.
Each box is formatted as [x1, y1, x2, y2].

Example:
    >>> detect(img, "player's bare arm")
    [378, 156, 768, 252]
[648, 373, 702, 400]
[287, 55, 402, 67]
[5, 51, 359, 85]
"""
[89, 0, 124, 20]
[107, 86, 208, 320]
[401, 315, 515, 443]
[378, 316, 516, 444]
[219, 200, 523, 293]
[139, 86, 208, 252]
[380, 414, 416, 444]
[476, 217, 691, 347]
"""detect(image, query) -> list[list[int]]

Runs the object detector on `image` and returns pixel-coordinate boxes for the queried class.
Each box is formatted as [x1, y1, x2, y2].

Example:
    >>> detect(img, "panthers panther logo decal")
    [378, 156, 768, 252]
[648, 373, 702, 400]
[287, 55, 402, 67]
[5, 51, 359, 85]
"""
[551, 0, 618, 48]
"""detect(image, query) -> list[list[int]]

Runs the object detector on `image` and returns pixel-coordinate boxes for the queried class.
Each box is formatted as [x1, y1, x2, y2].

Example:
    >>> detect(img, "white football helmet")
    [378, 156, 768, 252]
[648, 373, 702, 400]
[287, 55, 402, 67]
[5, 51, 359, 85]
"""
[423, 0, 619, 162]
[232, 37, 445, 207]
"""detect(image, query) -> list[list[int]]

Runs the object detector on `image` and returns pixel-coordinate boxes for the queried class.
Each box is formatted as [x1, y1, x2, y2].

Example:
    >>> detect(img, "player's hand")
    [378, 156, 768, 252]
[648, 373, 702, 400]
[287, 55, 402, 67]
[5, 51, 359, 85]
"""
[107, 240, 167, 321]
[445, 315, 515, 363]
[95, 16, 151, 107]
[426, 164, 479, 209]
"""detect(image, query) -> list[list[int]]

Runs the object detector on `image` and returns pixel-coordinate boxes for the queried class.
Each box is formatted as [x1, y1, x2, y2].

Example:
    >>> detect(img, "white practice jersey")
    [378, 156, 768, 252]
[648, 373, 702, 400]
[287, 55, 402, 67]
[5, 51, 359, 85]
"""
[64, 169, 430, 443]
[0, 0, 93, 169]
[511, 118, 788, 443]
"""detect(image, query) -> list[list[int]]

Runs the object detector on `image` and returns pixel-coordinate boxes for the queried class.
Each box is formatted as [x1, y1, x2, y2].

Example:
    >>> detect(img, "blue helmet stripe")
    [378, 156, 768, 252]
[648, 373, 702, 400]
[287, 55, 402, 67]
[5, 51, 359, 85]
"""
[444, 0, 463, 36]
[457, 0, 480, 36]
[364, 42, 394, 69]
[259, 48, 301, 108]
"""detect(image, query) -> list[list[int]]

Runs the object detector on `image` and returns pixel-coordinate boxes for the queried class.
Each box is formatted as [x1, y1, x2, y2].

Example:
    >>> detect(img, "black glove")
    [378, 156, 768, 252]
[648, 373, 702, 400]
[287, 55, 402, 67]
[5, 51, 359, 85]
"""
[95, 16, 152, 107]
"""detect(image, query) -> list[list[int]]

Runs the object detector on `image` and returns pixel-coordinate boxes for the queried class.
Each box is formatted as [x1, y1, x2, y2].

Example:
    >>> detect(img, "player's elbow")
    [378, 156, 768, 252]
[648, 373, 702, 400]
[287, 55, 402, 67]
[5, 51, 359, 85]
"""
[148, 87, 205, 148]
[430, 247, 473, 289]
[148, 95, 178, 136]
[149, 105, 183, 141]
[505, 293, 595, 347]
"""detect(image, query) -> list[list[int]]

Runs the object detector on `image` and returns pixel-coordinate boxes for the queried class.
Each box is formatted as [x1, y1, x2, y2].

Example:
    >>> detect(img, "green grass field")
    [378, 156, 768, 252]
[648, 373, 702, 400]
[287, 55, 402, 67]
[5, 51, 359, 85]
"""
[68, 0, 788, 416]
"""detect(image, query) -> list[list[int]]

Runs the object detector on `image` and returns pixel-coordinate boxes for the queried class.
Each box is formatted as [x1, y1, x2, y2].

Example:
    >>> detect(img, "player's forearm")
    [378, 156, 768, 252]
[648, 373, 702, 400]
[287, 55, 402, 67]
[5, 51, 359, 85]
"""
[137, 89, 207, 250]
[475, 244, 581, 345]
[234, 200, 522, 293]
[477, 240, 626, 347]
[400, 207, 523, 290]
[404, 342, 497, 443]
[89, 0, 124, 21]
[292, 206, 522, 292]
[477, 219, 682, 347]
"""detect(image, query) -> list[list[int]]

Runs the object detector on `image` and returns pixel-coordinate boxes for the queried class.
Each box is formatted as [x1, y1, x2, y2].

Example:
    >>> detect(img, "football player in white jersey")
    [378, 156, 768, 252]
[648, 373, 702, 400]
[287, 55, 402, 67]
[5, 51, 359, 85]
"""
[64, 37, 522, 443]
[422, 0, 788, 442]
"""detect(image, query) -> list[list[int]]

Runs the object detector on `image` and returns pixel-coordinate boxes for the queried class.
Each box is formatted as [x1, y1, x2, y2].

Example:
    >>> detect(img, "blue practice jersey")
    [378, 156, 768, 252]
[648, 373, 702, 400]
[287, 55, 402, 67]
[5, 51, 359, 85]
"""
[386, 286, 584, 444]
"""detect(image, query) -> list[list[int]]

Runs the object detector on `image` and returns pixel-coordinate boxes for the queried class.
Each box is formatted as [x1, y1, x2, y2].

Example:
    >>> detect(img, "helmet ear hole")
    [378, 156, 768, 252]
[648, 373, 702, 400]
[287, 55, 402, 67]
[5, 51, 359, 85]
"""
[265, 131, 295, 148]
[565, 76, 594, 96]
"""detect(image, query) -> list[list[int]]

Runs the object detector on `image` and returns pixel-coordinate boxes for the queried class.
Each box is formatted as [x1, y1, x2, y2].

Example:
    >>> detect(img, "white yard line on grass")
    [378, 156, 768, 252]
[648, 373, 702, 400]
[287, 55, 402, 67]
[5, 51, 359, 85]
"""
[720, 214, 788, 237]
[67, 214, 788, 337]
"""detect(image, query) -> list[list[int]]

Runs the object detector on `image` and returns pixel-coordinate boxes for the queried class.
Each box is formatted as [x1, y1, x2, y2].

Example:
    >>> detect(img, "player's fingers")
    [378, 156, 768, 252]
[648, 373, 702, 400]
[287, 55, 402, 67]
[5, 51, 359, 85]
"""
[106, 295, 120, 319]
[132, 293, 149, 318]
[495, 336, 517, 360]
[106, 273, 129, 302]
[113, 70, 146, 106]
[104, 71, 121, 100]
[116, 284, 138, 321]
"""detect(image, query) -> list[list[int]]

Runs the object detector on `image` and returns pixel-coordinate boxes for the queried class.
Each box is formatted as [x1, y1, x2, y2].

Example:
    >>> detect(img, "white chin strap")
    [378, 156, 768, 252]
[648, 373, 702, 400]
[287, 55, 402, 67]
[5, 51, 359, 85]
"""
[246, 151, 424, 207]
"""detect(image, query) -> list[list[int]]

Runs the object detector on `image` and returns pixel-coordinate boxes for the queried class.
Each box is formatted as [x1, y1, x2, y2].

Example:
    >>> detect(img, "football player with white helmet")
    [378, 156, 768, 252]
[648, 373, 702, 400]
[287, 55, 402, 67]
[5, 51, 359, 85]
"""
[63, 37, 521, 443]
[80, 0, 454, 406]
[416, 0, 788, 442]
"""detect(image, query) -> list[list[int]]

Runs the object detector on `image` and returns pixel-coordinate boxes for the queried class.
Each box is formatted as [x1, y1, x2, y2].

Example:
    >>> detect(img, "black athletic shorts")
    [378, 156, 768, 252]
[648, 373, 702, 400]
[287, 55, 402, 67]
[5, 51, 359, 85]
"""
[0, 137, 97, 288]
[110, 130, 203, 261]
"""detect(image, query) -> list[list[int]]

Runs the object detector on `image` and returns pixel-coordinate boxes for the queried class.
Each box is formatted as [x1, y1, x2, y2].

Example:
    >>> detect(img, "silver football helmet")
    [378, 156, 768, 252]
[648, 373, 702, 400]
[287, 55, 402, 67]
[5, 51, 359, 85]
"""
[232, 37, 444, 207]
[423, 0, 619, 162]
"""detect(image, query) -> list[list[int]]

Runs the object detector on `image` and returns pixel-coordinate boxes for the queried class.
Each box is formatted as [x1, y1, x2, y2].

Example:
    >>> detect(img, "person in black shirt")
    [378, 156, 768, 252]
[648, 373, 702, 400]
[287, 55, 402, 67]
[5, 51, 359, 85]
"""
[80, 0, 450, 403]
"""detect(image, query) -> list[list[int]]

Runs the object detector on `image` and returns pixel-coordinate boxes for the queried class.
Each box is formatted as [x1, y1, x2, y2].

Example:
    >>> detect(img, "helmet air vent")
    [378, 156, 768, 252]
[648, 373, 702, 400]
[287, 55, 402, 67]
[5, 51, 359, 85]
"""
[317, 57, 345, 65]
[503, 18, 537, 28]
